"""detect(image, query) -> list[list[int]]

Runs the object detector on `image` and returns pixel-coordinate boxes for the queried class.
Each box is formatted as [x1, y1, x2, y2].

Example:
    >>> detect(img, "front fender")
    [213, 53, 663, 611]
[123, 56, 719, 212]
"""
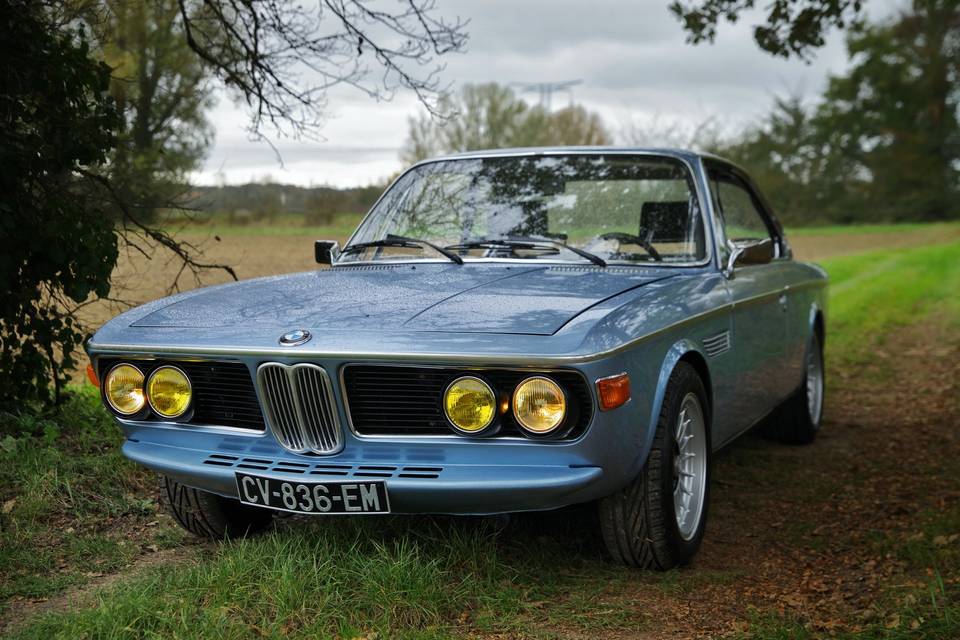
[643, 339, 711, 459]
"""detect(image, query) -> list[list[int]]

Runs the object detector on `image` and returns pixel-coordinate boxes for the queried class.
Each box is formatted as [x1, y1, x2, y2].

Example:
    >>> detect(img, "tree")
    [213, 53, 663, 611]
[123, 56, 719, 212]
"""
[92, 0, 214, 215]
[670, 0, 866, 59]
[174, 0, 468, 139]
[0, 1, 120, 407]
[712, 0, 959, 224]
[713, 96, 862, 224]
[814, 0, 959, 220]
[0, 0, 466, 407]
[400, 83, 613, 164]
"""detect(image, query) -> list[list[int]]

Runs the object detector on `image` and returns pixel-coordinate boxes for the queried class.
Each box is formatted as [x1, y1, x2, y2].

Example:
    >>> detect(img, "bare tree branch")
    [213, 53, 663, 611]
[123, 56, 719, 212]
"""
[174, 0, 468, 139]
[76, 168, 239, 292]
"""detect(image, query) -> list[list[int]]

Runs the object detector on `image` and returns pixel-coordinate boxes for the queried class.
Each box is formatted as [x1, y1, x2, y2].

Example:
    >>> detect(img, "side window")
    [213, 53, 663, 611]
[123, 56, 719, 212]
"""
[708, 169, 775, 258]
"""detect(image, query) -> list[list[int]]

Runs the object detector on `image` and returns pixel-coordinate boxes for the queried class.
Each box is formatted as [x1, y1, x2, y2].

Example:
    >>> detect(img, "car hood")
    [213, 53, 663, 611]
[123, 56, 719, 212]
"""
[130, 264, 676, 336]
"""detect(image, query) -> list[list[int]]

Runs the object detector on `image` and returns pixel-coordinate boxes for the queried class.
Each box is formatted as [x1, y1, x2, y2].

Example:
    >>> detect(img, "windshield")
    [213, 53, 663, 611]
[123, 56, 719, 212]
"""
[341, 154, 706, 265]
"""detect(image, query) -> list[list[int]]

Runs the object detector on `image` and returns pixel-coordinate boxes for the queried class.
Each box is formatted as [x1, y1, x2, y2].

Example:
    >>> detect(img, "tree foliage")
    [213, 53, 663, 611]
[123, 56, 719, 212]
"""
[91, 0, 214, 214]
[0, 1, 120, 406]
[816, 0, 959, 220]
[401, 83, 613, 164]
[716, 0, 959, 224]
[670, 0, 865, 59]
[0, 0, 466, 408]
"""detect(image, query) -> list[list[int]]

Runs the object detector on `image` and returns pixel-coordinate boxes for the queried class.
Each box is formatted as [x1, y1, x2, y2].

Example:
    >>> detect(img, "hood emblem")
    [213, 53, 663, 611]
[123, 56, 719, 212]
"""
[279, 329, 311, 346]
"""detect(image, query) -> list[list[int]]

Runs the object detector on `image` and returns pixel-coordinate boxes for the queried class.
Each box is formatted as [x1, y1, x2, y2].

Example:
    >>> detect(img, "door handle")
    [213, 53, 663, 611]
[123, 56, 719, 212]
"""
[778, 293, 788, 310]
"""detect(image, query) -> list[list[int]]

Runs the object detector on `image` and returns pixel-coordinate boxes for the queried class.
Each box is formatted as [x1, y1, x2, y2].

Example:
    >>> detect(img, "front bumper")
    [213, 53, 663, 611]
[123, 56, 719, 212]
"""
[108, 347, 658, 516]
[124, 438, 605, 514]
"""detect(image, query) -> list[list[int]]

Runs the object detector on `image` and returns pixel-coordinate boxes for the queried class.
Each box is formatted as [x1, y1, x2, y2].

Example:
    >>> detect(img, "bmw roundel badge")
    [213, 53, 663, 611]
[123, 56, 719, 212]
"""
[279, 329, 311, 346]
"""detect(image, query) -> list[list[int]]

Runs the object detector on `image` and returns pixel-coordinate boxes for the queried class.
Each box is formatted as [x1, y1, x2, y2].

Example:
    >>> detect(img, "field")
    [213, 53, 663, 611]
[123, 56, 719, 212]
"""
[1, 222, 959, 638]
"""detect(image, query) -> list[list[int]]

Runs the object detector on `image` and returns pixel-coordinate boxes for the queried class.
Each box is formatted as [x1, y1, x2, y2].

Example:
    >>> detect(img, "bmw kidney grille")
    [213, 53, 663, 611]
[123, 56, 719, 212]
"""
[256, 363, 343, 454]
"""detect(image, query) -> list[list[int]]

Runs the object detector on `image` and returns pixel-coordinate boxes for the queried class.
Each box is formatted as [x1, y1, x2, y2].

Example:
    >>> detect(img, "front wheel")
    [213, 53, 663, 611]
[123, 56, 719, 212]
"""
[598, 362, 711, 569]
[158, 475, 274, 540]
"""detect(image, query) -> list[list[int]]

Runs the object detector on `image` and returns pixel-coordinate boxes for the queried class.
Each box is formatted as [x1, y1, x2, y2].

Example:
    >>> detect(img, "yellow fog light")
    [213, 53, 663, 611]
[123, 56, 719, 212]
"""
[443, 376, 496, 434]
[513, 376, 566, 435]
[104, 364, 146, 415]
[146, 366, 192, 419]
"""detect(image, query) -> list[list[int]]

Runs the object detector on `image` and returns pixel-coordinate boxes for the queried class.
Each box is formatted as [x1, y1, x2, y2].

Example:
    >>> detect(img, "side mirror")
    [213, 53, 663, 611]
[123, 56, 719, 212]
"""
[724, 238, 774, 277]
[315, 240, 340, 265]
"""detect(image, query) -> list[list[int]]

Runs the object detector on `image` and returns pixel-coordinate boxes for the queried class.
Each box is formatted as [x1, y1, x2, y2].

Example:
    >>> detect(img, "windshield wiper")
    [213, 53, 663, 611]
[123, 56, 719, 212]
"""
[502, 236, 607, 267]
[341, 234, 463, 264]
[447, 237, 606, 267]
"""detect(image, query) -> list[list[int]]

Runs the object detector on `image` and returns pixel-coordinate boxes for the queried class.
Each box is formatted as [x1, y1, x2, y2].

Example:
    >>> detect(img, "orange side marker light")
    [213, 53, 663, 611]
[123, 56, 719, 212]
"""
[86, 363, 100, 388]
[597, 373, 630, 411]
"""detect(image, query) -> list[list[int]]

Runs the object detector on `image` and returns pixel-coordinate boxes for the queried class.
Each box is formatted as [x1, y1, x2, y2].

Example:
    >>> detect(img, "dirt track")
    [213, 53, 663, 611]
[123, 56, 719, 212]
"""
[586, 315, 959, 637]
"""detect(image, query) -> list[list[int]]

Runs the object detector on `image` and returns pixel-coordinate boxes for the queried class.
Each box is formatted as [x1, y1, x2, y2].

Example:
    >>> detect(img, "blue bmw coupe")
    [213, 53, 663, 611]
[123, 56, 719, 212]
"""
[88, 148, 827, 569]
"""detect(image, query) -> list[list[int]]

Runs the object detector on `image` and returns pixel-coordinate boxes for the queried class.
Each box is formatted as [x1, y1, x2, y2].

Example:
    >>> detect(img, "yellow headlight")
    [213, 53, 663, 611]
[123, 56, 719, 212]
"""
[443, 376, 496, 434]
[513, 376, 566, 434]
[147, 366, 192, 418]
[104, 364, 146, 415]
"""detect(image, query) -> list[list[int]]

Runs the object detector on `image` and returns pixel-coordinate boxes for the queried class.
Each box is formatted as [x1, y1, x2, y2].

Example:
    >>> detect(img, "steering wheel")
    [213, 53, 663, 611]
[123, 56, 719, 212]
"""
[597, 231, 663, 262]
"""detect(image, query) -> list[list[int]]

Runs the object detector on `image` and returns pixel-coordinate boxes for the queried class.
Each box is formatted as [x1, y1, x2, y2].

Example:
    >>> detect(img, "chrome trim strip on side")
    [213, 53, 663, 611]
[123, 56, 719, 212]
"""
[338, 362, 595, 443]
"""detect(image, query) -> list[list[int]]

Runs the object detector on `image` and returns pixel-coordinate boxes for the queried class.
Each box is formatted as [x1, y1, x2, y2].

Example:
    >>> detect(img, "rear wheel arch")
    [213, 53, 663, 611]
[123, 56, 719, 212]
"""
[813, 309, 825, 345]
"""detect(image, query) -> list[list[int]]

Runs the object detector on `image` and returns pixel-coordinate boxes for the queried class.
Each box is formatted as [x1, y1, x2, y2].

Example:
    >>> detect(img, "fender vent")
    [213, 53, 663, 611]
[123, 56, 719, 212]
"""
[702, 331, 731, 357]
[257, 363, 343, 455]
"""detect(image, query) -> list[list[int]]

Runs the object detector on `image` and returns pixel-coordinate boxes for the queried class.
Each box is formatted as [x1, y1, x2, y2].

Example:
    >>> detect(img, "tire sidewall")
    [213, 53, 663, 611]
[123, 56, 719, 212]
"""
[804, 331, 825, 430]
[655, 364, 712, 563]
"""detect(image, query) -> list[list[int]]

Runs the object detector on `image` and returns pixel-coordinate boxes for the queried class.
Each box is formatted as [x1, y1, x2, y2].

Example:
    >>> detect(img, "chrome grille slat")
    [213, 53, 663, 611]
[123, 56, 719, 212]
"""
[257, 363, 343, 454]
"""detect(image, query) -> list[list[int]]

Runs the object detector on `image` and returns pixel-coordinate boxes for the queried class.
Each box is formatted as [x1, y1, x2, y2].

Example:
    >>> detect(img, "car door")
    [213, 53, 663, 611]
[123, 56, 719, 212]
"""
[707, 163, 792, 433]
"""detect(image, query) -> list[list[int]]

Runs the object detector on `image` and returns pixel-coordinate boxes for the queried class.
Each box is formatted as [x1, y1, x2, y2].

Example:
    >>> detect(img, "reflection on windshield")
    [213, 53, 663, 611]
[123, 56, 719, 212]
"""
[341, 154, 706, 265]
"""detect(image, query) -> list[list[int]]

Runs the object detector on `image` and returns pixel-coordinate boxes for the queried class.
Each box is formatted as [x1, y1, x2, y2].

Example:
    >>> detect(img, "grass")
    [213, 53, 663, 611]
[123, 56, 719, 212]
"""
[161, 212, 366, 239]
[819, 240, 960, 366]
[0, 387, 186, 608]
[4, 234, 960, 637]
[786, 221, 960, 236]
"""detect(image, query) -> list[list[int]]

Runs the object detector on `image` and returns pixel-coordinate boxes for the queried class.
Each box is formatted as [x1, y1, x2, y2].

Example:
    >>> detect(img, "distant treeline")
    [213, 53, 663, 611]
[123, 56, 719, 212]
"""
[189, 183, 384, 224]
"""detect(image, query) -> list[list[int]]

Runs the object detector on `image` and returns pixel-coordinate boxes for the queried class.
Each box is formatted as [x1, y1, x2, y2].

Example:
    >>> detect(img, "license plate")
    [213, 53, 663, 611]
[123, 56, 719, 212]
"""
[235, 472, 390, 514]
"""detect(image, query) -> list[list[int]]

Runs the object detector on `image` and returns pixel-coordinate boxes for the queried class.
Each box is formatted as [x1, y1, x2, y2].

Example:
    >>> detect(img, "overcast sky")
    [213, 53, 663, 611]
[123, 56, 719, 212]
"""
[191, 0, 902, 188]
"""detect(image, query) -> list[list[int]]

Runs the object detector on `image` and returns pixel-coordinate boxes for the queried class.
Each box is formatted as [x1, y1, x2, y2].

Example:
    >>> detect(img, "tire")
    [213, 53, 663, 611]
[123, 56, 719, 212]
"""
[158, 474, 274, 540]
[763, 329, 825, 445]
[598, 362, 711, 569]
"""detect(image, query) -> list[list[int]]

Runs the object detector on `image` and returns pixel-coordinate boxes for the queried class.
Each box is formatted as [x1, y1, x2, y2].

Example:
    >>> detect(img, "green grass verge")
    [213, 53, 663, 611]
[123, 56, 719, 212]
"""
[161, 212, 366, 239]
[818, 240, 960, 367]
[5, 240, 960, 637]
[786, 221, 960, 236]
[0, 388, 186, 608]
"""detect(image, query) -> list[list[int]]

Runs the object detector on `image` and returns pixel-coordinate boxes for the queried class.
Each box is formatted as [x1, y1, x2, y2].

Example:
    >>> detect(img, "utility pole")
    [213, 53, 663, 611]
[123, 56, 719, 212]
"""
[511, 80, 582, 110]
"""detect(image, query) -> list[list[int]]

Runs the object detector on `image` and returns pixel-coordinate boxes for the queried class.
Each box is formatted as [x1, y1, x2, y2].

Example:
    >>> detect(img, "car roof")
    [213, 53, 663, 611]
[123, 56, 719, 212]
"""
[421, 146, 707, 164]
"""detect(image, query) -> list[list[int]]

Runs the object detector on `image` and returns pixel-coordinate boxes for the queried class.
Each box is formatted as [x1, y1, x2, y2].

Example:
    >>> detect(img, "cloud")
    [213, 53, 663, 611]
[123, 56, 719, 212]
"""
[193, 0, 901, 188]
